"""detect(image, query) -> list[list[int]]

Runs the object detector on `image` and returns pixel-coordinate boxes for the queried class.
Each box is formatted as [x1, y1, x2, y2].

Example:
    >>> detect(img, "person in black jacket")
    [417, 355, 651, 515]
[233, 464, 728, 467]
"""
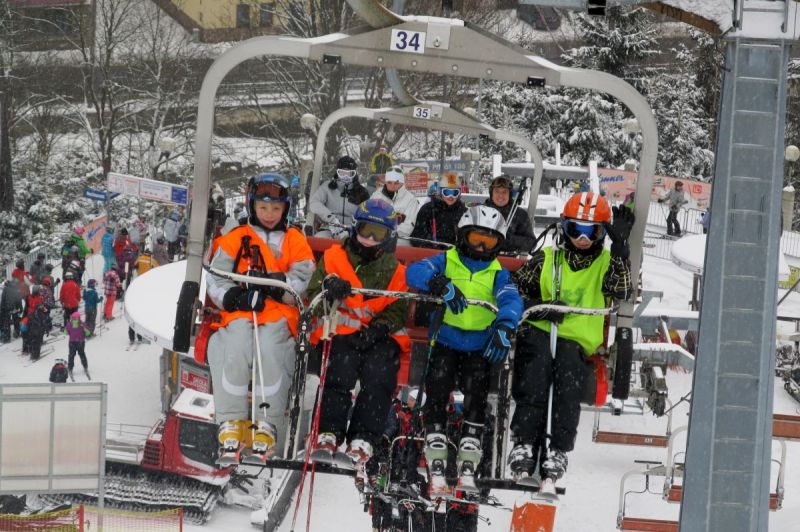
[410, 173, 466, 248]
[0, 279, 24, 342]
[484, 175, 536, 255]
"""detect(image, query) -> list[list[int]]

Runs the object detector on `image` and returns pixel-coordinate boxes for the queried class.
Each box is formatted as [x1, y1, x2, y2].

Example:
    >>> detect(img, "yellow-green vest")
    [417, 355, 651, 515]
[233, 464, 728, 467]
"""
[442, 248, 499, 331]
[530, 247, 611, 356]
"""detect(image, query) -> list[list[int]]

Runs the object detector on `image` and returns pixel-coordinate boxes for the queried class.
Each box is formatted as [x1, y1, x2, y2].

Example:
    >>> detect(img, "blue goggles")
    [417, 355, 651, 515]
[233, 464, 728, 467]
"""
[565, 220, 606, 241]
[440, 188, 461, 198]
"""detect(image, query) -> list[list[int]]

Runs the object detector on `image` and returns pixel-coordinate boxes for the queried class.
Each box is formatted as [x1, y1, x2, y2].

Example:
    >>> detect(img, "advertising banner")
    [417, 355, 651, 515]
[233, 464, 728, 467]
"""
[597, 168, 712, 210]
[84, 215, 107, 255]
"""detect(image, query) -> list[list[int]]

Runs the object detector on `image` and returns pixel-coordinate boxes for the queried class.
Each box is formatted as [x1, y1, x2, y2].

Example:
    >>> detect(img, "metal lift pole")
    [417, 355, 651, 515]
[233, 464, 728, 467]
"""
[681, 2, 800, 530]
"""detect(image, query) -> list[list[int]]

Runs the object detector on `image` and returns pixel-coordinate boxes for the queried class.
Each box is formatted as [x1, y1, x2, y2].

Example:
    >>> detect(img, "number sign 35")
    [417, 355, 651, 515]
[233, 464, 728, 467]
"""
[390, 29, 426, 54]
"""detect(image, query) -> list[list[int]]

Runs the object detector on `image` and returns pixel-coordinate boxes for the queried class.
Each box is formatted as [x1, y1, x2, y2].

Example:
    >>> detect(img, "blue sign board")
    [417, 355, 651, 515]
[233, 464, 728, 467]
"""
[83, 188, 120, 202]
[171, 186, 188, 206]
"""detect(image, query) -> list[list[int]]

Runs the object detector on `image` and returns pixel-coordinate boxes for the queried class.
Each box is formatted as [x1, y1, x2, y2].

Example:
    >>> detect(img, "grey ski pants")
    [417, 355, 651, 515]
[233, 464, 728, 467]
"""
[207, 317, 296, 453]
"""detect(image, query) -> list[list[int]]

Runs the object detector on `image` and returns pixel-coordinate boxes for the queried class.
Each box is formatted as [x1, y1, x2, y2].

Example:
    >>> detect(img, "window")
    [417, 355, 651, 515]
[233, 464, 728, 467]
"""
[259, 4, 274, 27]
[178, 418, 218, 467]
[236, 4, 250, 29]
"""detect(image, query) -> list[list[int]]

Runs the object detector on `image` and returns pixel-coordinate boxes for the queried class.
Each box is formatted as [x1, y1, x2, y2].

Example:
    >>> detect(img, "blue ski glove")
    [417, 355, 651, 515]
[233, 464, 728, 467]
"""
[483, 323, 515, 364]
[428, 274, 467, 314]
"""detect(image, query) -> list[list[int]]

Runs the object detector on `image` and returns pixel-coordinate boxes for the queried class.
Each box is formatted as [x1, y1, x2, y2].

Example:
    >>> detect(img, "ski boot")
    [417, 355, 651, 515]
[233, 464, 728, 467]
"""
[455, 421, 482, 493]
[541, 448, 568, 481]
[345, 439, 373, 492]
[507, 441, 537, 484]
[424, 431, 451, 499]
[242, 421, 277, 465]
[217, 420, 246, 466]
[311, 432, 353, 469]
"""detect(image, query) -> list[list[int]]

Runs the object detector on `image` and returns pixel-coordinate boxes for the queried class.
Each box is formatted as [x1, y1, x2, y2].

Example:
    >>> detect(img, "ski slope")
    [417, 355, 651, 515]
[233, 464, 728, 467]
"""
[1, 252, 799, 531]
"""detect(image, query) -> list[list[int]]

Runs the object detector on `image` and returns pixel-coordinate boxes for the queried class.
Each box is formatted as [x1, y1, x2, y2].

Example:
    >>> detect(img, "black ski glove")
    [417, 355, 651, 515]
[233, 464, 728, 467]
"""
[605, 205, 635, 260]
[354, 322, 391, 351]
[322, 275, 352, 304]
[261, 272, 287, 301]
[527, 299, 567, 323]
[222, 286, 265, 312]
[427, 273, 467, 314]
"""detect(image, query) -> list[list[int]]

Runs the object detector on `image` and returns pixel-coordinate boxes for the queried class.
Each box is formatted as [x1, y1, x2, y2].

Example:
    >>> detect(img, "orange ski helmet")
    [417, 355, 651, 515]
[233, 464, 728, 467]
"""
[562, 192, 612, 223]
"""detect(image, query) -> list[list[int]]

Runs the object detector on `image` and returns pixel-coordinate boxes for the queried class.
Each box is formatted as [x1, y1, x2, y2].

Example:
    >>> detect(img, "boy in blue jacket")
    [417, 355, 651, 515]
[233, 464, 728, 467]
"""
[406, 205, 522, 496]
[82, 279, 102, 336]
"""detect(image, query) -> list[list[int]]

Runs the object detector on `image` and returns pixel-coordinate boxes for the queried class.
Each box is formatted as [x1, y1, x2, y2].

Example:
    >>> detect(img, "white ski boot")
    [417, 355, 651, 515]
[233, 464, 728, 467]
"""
[345, 439, 373, 492]
[424, 432, 451, 499]
[455, 422, 483, 493]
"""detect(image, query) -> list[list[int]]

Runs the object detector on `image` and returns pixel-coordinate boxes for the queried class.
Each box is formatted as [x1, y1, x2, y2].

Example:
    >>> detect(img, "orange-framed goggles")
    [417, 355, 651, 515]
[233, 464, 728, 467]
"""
[466, 229, 501, 250]
[252, 181, 288, 201]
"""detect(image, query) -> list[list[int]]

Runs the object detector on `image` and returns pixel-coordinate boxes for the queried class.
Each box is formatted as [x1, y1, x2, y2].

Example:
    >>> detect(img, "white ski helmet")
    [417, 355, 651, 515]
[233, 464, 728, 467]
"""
[456, 205, 507, 261]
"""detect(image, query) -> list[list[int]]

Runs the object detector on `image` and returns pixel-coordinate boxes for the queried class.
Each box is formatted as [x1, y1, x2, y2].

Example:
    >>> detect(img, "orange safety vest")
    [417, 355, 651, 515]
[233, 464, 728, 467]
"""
[211, 225, 314, 337]
[310, 244, 411, 356]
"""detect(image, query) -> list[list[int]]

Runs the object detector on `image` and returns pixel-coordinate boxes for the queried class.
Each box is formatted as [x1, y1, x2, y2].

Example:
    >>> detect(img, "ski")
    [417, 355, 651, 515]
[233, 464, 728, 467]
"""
[84, 369, 92, 381]
[537, 477, 559, 501]
[68, 369, 75, 382]
[23, 347, 56, 367]
[240, 449, 273, 466]
[216, 447, 243, 467]
[309, 448, 354, 470]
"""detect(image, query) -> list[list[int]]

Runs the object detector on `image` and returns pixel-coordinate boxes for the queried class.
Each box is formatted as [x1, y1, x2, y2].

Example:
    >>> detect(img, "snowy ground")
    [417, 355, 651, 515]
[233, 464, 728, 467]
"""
[2, 251, 800, 531]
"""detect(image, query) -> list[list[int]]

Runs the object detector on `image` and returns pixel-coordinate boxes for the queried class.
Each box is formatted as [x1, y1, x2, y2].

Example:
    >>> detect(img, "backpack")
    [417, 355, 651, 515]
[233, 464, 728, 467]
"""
[49, 360, 69, 383]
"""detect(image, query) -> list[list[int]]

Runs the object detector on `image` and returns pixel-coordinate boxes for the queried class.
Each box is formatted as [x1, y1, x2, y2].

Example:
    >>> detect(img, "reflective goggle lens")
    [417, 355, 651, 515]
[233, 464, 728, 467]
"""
[441, 188, 461, 198]
[356, 221, 390, 242]
[466, 230, 500, 250]
[252, 181, 287, 200]
[337, 168, 357, 179]
[565, 220, 605, 241]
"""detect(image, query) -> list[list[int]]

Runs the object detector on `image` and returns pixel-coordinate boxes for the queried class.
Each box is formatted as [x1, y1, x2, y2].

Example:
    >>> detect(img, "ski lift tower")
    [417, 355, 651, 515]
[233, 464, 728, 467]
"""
[526, 1, 800, 530]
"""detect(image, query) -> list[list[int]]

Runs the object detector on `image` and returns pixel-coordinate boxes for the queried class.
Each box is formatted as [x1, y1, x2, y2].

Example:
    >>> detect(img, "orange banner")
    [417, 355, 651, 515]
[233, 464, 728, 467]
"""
[85, 215, 108, 254]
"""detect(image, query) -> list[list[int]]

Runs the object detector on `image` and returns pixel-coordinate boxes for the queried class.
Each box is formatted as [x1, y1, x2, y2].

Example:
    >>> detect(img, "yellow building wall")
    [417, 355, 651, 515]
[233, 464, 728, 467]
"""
[172, 0, 275, 30]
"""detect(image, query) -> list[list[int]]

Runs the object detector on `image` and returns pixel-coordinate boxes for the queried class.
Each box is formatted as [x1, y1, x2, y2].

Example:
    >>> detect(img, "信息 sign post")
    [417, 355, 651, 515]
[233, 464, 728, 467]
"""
[107, 172, 189, 206]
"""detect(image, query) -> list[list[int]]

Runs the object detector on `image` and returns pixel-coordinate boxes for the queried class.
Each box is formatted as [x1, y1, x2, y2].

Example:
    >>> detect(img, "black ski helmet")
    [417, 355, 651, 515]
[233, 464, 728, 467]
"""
[15, 259, 24, 269]
[246, 173, 291, 231]
[456, 205, 507, 261]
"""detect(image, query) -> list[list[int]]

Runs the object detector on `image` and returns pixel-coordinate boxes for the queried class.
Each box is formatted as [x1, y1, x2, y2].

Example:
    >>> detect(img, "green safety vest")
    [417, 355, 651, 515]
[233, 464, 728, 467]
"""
[442, 248, 499, 331]
[530, 247, 611, 356]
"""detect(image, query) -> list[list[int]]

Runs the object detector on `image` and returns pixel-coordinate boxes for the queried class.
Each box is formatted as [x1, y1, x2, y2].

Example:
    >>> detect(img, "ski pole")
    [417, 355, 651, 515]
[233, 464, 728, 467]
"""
[290, 297, 336, 532]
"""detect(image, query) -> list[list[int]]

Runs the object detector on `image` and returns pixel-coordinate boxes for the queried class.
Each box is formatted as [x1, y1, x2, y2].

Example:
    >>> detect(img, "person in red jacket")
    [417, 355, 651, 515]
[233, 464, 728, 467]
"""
[59, 272, 81, 329]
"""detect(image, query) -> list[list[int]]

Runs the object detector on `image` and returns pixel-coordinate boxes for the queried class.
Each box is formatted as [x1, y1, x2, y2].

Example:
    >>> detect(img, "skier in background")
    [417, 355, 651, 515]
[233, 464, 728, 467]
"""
[307, 199, 409, 490]
[309, 155, 371, 239]
[65, 311, 90, 381]
[28, 304, 50, 361]
[82, 279, 101, 336]
[59, 272, 81, 330]
[101, 226, 117, 273]
[483, 175, 536, 255]
[370, 165, 419, 244]
[102, 267, 122, 321]
[508, 192, 633, 483]
[406, 205, 522, 495]
[163, 210, 183, 262]
[153, 236, 170, 267]
[29, 253, 47, 284]
[206, 173, 314, 461]
[410, 173, 466, 248]
[660, 180, 688, 237]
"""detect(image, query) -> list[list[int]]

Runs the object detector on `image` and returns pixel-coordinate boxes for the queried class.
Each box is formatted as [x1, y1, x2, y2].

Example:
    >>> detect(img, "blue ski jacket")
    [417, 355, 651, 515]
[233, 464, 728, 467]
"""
[406, 251, 523, 352]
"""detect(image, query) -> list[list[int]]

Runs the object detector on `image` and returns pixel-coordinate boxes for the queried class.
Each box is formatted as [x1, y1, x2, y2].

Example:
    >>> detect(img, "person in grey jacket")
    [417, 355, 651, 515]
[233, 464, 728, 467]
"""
[308, 155, 370, 239]
[660, 180, 688, 237]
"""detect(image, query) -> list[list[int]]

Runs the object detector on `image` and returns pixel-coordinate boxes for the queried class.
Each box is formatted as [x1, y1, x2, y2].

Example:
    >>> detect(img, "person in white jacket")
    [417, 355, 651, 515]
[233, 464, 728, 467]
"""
[371, 166, 419, 244]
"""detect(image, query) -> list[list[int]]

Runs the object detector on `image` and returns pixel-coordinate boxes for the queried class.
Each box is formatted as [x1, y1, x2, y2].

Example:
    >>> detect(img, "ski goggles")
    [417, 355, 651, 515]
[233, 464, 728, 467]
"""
[251, 181, 288, 201]
[564, 220, 606, 242]
[356, 221, 391, 242]
[466, 229, 501, 250]
[440, 188, 461, 198]
[336, 168, 357, 180]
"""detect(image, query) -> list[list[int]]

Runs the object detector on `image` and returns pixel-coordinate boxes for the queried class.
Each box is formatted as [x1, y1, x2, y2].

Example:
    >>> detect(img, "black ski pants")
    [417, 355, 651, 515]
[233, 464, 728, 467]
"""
[511, 327, 587, 455]
[85, 308, 97, 335]
[666, 208, 681, 236]
[317, 334, 399, 446]
[0, 310, 10, 342]
[68, 341, 88, 371]
[422, 343, 491, 430]
[29, 330, 45, 359]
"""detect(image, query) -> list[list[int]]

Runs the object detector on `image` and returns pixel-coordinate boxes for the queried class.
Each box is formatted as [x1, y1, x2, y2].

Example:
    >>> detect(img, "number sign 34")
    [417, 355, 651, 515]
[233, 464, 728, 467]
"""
[390, 29, 426, 54]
